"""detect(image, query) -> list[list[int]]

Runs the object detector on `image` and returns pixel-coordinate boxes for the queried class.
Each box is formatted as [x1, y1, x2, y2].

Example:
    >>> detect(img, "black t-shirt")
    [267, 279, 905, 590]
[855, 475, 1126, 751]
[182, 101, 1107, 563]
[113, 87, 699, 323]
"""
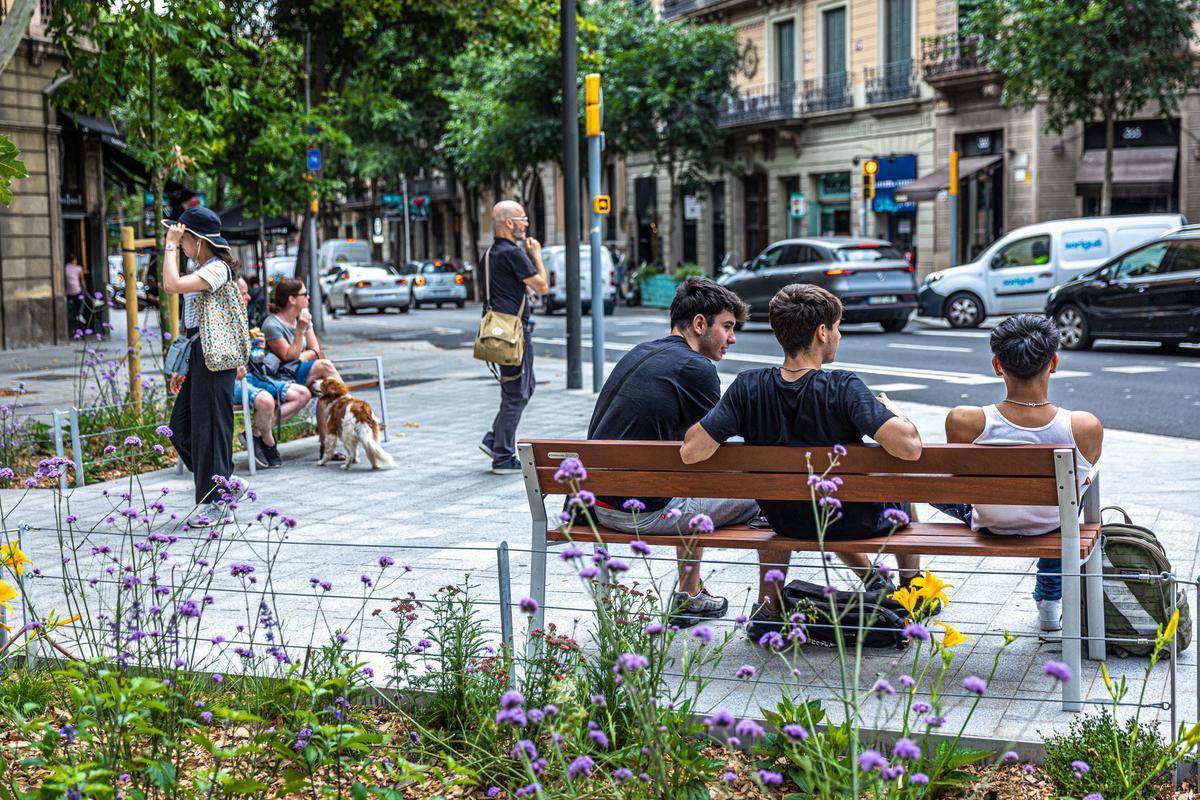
[699, 368, 897, 539]
[485, 238, 537, 321]
[588, 335, 720, 512]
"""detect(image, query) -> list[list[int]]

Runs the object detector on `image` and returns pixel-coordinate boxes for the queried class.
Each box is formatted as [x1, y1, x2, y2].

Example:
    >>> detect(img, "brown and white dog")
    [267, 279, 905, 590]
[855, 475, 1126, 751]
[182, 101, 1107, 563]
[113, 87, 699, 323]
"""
[311, 377, 395, 470]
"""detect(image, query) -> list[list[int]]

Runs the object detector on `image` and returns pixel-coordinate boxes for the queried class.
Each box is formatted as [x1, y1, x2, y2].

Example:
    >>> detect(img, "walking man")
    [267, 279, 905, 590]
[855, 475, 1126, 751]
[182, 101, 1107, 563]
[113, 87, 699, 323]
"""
[480, 201, 548, 474]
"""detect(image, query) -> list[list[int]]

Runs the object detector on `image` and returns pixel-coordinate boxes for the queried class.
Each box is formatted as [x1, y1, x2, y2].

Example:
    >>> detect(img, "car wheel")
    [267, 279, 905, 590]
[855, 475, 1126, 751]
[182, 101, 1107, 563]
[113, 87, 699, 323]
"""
[455, 300, 465, 309]
[945, 292, 983, 329]
[1055, 304, 1093, 351]
[603, 298, 616, 316]
[324, 296, 335, 316]
[880, 316, 908, 333]
[398, 304, 410, 314]
[1160, 340, 1183, 353]
[343, 296, 358, 315]
[542, 300, 554, 315]
[436, 302, 444, 309]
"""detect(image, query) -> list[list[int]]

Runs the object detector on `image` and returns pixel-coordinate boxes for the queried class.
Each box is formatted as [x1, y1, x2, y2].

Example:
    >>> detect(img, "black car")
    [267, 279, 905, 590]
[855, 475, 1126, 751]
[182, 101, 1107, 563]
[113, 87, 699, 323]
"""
[1045, 227, 1200, 350]
[718, 237, 918, 331]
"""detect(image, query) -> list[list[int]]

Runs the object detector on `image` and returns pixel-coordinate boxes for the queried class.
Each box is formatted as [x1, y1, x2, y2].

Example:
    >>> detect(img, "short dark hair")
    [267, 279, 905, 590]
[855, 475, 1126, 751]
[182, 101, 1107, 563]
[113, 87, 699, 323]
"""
[990, 313, 1060, 380]
[768, 284, 843, 357]
[669, 277, 750, 331]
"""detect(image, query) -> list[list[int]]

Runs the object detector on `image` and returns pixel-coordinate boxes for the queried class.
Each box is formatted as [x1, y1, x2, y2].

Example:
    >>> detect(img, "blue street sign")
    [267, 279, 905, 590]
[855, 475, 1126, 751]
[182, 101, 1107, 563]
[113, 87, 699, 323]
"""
[872, 155, 917, 213]
[307, 147, 322, 172]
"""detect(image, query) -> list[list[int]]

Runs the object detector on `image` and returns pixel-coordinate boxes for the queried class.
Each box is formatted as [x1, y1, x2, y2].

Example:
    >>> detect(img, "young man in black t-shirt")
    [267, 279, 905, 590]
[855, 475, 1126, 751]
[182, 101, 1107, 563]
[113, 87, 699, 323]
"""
[589, 278, 756, 626]
[681, 283, 923, 639]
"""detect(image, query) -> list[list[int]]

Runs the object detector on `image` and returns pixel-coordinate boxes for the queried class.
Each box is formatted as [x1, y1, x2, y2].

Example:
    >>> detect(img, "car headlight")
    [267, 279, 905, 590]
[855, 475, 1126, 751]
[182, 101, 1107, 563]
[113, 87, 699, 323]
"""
[1046, 287, 1059, 304]
[923, 273, 944, 286]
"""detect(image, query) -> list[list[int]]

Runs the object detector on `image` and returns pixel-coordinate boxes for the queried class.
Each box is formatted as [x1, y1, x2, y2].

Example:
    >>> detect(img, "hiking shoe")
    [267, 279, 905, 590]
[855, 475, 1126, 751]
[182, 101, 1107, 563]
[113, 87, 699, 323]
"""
[263, 441, 282, 468]
[1037, 599, 1063, 632]
[491, 456, 522, 475]
[187, 502, 225, 527]
[669, 588, 728, 628]
[862, 570, 897, 596]
[746, 602, 786, 645]
[251, 436, 270, 469]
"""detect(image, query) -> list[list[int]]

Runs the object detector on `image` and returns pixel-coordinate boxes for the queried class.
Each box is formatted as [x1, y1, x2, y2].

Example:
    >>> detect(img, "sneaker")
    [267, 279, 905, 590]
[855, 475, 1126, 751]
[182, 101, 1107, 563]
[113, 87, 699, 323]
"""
[862, 570, 897, 596]
[669, 588, 728, 628]
[746, 602, 786, 644]
[491, 456, 522, 475]
[479, 441, 497, 460]
[1037, 599, 1063, 632]
[187, 502, 225, 527]
[263, 441, 282, 468]
[251, 436, 269, 469]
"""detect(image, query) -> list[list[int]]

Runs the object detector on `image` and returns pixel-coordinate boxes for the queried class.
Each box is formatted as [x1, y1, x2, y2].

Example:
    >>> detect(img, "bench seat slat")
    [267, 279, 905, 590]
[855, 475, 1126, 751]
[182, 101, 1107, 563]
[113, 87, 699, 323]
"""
[547, 522, 1100, 559]
[528, 440, 1061, 477]
[536, 469, 1064, 505]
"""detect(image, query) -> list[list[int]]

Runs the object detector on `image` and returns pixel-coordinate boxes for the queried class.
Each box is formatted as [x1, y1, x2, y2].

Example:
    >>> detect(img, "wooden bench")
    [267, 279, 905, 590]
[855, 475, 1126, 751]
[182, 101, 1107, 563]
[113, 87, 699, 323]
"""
[518, 439, 1105, 711]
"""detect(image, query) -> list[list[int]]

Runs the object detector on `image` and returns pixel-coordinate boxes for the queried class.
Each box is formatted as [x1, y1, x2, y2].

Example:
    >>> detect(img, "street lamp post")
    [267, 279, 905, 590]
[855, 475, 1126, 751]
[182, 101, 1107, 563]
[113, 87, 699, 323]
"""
[562, 0, 582, 390]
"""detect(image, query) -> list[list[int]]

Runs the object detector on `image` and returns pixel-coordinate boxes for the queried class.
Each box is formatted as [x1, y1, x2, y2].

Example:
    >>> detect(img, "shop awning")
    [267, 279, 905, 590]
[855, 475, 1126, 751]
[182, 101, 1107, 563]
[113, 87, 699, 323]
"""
[1076, 146, 1177, 188]
[218, 203, 296, 244]
[894, 155, 1002, 202]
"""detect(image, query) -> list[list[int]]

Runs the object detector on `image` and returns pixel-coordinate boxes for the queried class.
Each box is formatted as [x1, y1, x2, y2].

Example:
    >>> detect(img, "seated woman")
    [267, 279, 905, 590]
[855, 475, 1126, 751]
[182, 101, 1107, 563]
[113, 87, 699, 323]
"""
[262, 278, 344, 459]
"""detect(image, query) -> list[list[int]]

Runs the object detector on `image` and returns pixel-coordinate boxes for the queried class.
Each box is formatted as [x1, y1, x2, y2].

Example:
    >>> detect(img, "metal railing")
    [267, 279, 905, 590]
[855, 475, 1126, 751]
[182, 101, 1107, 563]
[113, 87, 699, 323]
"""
[803, 72, 852, 113]
[920, 33, 985, 80]
[661, 0, 722, 18]
[717, 82, 802, 128]
[865, 60, 919, 104]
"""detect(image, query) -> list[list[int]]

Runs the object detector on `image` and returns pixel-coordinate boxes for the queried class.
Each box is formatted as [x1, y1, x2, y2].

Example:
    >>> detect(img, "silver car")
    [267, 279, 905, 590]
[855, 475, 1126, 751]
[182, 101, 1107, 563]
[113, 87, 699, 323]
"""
[324, 263, 411, 315]
[401, 260, 467, 308]
[719, 237, 918, 332]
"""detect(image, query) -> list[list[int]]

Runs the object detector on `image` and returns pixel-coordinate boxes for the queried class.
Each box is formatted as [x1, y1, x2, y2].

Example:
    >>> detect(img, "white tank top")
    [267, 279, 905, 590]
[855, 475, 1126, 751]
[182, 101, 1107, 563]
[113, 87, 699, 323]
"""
[970, 404, 1095, 537]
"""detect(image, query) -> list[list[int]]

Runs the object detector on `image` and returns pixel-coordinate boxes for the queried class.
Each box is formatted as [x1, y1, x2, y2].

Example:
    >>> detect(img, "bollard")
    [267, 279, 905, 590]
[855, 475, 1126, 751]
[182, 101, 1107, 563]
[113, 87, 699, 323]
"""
[120, 227, 143, 415]
[68, 407, 85, 487]
[497, 541, 516, 686]
[52, 410, 68, 492]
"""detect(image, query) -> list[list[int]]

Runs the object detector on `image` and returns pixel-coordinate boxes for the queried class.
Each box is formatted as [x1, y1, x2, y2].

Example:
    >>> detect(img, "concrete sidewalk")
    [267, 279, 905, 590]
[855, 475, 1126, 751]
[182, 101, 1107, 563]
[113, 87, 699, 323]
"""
[4, 338, 1199, 747]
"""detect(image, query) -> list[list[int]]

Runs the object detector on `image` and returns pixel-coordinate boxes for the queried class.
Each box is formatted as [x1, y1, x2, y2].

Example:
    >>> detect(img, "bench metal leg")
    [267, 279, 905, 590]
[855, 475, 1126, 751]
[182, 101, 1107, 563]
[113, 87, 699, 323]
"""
[519, 443, 548, 647]
[1082, 474, 1105, 662]
[242, 381, 255, 476]
[374, 356, 390, 443]
[1055, 449, 1083, 712]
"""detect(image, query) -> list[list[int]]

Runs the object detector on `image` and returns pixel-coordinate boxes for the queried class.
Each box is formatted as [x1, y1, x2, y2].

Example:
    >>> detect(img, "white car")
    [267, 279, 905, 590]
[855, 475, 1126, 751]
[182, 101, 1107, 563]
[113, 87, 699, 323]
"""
[264, 255, 297, 287]
[324, 264, 412, 315]
[918, 213, 1186, 328]
[317, 239, 372, 291]
[541, 245, 616, 315]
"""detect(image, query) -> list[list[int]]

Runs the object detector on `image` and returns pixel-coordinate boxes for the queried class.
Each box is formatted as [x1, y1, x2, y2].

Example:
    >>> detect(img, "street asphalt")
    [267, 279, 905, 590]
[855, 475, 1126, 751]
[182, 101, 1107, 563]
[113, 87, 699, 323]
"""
[320, 302, 1200, 439]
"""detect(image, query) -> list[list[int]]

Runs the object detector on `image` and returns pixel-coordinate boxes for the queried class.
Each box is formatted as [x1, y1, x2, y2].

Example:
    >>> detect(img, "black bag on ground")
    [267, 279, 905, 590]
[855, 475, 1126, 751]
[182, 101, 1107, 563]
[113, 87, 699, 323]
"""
[781, 580, 909, 650]
[1081, 506, 1192, 657]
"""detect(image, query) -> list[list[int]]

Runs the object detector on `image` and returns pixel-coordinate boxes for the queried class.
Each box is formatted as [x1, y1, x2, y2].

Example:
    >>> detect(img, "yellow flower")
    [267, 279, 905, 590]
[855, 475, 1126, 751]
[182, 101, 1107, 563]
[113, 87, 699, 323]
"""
[934, 621, 973, 648]
[1160, 609, 1181, 645]
[0, 541, 32, 577]
[909, 571, 953, 609]
[0, 579, 16, 613]
[1101, 662, 1113, 692]
[889, 586, 920, 617]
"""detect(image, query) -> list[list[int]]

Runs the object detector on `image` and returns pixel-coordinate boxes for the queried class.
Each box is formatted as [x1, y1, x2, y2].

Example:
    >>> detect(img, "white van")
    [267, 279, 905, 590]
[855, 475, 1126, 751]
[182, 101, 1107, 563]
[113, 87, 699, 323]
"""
[540, 245, 617, 316]
[316, 239, 372, 289]
[917, 214, 1186, 327]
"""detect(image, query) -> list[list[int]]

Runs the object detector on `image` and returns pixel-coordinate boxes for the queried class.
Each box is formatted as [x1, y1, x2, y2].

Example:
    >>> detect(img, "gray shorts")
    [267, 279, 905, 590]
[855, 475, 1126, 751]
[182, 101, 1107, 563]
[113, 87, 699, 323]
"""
[594, 497, 759, 535]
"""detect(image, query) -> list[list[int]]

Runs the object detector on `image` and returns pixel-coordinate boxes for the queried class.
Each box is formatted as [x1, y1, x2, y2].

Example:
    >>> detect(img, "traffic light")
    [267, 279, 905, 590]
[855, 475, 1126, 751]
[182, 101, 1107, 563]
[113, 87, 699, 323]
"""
[862, 159, 878, 200]
[585, 73, 602, 137]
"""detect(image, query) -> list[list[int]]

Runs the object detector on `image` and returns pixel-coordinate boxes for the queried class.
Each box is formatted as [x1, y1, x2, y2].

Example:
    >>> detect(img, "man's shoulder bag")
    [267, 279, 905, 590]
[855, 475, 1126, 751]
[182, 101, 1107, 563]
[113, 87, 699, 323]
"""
[473, 247, 526, 370]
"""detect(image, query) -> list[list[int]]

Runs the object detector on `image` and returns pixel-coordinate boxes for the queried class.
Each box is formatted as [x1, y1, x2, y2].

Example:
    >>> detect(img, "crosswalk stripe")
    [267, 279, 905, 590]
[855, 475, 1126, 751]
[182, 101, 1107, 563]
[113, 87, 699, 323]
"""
[1102, 366, 1170, 374]
[868, 383, 927, 393]
[912, 329, 992, 339]
[888, 342, 975, 353]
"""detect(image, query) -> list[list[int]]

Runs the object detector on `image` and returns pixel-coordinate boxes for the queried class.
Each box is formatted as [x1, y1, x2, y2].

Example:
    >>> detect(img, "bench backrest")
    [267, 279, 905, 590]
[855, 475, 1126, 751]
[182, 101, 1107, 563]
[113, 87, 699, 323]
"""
[519, 440, 1079, 506]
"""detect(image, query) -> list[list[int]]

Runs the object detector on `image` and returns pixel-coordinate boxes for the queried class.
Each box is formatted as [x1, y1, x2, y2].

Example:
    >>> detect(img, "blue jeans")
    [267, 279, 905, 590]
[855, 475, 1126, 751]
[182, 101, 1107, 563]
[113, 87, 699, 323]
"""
[931, 503, 1061, 602]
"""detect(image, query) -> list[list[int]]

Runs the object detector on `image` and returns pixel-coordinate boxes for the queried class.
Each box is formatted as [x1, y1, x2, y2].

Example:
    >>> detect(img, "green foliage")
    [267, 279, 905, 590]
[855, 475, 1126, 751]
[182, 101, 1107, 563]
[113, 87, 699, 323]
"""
[0, 664, 56, 714]
[0, 134, 27, 207]
[675, 263, 707, 281]
[1042, 710, 1172, 799]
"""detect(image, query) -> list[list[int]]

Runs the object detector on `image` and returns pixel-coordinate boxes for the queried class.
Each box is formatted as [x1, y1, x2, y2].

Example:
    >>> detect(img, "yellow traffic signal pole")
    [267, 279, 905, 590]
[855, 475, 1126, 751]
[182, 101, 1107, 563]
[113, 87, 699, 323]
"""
[948, 149, 959, 267]
[585, 73, 608, 393]
[120, 226, 156, 414]
[861, 159, 878, 239]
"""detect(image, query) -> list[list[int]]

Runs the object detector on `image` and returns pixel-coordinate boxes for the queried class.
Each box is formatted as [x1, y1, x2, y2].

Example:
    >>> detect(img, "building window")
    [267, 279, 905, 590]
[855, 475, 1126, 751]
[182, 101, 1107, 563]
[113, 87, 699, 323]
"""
[743, 174, 770, 261]
[823, 7, 847, 77]
[775, 20, 795, 88]
[956, 129, 1004, 262]
[710, 181, 726, 272]
[813, 172, 851, 236]
[635, 176, 658, 266]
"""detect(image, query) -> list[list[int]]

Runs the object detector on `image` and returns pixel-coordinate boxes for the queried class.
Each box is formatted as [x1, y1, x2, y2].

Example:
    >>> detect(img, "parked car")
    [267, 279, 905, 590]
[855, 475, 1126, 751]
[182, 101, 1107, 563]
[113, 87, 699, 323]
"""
[107, 252, 151, 307]
[324, 263, 411, 315]
[918, 214, 1185, 328]
[1045, 224, 1200, 350]
[541, 245, 617, 315]
[719, 237, 917, 331]
[399, 260, 467, 308]
[317, 239, 372, 291]
[264, 255, 297, 287]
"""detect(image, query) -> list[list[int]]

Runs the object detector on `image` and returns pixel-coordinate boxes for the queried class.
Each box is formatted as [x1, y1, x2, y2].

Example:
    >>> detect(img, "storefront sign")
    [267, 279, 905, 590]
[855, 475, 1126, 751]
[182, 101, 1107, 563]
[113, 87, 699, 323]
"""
[817, 172, 851, 201]
[683, 195, 701, 220]
[789, 192, 806, 219]
[871, 155, 917, 214]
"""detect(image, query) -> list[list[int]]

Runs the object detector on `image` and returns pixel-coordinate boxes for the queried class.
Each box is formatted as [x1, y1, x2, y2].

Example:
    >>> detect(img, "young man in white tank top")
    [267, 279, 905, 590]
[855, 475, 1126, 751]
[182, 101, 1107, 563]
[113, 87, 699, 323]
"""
[940, 314, 1103, 632]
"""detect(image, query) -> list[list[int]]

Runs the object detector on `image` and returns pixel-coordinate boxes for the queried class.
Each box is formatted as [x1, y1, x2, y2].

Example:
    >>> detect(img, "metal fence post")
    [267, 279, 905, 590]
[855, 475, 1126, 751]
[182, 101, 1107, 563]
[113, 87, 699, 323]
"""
[17, 522, 37, 671]
[68, 407, 86, 487]
[1170, 574, 1179, 788]
[497, 541, 515, 686]
[52, 410, 68, 492]
[375, 356, 390, 443]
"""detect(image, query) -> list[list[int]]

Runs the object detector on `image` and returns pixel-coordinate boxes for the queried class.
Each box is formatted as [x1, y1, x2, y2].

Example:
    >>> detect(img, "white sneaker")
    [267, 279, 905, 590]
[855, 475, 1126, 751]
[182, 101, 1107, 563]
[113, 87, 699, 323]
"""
[187, 502, 225, 527]
[1037, 599, 1062, 632]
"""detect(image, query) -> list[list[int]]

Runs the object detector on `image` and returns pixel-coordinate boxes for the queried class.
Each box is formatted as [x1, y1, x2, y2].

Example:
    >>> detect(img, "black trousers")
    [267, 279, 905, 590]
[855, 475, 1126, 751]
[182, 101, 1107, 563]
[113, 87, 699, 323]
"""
[170, 337, 236, 503]
[484, 323, 535, 461]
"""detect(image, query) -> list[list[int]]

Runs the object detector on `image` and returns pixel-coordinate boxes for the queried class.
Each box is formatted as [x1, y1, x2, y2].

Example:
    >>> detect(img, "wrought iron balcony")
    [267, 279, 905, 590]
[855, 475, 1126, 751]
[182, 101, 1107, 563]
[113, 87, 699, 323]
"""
[920, 34, 989, 82]
[661, 0, 722, 19]
[803, 73, 851, 114]
[717, 82, 802, 128]
[865, 60, 919, 104]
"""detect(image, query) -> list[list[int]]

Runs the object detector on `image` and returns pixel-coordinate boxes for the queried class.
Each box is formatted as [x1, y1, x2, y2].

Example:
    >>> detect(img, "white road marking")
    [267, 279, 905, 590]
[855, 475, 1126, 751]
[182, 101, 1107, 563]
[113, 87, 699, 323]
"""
[888, 342, 974, 353]
[912, 329, 992, 339]
[867, 383, 927, 393]
[1101, 366, 1170, 375]
[1177, 362, 1200, 369]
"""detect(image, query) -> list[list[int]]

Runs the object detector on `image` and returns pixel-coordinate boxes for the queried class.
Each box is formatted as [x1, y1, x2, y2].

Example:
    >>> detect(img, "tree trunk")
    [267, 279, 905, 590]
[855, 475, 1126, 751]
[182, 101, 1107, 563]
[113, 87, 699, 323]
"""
[666, 162, 683, 271]
[1101, 102, 1114, 217]
[460, 181, 482, 303]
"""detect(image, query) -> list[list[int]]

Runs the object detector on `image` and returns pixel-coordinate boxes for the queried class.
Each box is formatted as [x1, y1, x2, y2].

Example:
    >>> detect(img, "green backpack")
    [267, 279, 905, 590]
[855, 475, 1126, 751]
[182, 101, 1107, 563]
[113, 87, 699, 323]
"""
[1081, 506, 1191, 657]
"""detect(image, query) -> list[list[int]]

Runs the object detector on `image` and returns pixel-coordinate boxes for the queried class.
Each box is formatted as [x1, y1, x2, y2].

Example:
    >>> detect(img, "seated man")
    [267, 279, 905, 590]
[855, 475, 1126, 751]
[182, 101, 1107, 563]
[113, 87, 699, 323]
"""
[681, 284, 923, 641]
[234, 277, 313, 468]
[940, 313, 1102, 632]
[589, 278, 755, 626]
